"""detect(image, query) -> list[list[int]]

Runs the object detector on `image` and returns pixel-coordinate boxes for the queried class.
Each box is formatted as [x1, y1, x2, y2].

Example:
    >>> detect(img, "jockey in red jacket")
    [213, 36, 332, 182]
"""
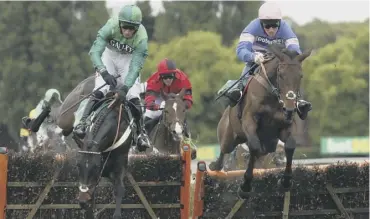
[144, 58, 193, 136]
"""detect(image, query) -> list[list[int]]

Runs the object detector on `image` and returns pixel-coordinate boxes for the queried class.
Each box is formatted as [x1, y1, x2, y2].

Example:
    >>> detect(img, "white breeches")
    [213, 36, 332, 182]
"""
[93, 48, 141, 100]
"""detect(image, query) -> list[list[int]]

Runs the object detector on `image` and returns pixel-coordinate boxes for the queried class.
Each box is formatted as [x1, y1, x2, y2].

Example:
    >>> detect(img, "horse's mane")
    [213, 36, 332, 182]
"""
[91, 106, 111, 137]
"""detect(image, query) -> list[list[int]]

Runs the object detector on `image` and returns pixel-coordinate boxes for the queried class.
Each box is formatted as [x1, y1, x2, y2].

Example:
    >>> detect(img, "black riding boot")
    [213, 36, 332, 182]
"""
[296, 100, 312, 120]
[29, 108, 51, 132]
[73, 97, 97, 139]
[227, 81, 243, 107]
[130, 98, 151, 152]
[144, 117, 158, 135]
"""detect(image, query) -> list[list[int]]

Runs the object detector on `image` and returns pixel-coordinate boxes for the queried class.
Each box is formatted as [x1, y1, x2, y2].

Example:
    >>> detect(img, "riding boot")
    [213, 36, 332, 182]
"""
[144, 117, 156, 135]
[227, 81, 243, 107]
[73, 97, 97, 139]
[130, 98, 151, 152]
[296, 99, 312, 120]
[29, 107, 51, 132]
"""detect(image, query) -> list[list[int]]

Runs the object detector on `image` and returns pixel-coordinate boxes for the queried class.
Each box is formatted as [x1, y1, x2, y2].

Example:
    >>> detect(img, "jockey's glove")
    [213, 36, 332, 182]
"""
[149, 103, 160, 111]
[159, 101, 166, 109]
[117, 85, 129, 103]
[253, 52, 265, 65]
[99, 69, 117, 87]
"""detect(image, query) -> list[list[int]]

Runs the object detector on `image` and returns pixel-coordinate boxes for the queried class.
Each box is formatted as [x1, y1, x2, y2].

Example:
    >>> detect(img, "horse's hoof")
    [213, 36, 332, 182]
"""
[237, 186, 250, 199]
[208, 161, 222, 171]
[277, 177, 293, 191]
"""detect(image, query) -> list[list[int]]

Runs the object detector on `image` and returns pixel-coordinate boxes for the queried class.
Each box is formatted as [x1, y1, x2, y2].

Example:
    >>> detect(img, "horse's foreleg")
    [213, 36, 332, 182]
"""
[111, 171, 125, 219]
[84, 195, 95, 219]
[113, 178, 124, 219]
[279, 131, 296, 190]
[238, 149, 257, 199]
[111, 157, 127, 219]
[239, 116, 261, 197]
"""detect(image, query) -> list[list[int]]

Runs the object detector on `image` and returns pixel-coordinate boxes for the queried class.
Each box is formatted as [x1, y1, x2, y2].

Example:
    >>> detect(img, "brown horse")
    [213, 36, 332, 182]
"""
[209, 44, 311, 198]
[146, 89, 188, 155]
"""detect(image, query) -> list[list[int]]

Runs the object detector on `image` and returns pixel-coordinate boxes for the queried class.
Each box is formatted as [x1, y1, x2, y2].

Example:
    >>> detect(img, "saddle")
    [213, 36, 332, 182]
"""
[88, 97, 134, 131]
[236, 66, 261, 119]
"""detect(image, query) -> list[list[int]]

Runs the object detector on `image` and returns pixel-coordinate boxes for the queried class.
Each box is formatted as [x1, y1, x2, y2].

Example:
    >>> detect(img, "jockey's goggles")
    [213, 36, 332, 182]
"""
[119, 21, 139, 30]
[261, 19, 280, 29]
[160, 74, 175, 80]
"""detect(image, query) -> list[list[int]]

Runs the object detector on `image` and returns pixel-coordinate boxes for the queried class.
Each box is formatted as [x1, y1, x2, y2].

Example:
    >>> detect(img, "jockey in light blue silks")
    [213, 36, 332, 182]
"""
[226, 2, 312, 120]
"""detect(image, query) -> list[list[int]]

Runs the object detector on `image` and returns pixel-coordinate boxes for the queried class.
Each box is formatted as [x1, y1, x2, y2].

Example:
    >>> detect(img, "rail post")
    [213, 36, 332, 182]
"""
[192, 161, 206, 219]
[0, 147, 8, 219]
[180, 144, 191, 219]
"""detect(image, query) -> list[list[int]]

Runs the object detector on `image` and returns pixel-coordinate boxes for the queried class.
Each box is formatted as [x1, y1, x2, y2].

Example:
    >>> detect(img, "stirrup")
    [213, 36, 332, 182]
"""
[228, 90, 242, 107]
[138, 133, 151, 146]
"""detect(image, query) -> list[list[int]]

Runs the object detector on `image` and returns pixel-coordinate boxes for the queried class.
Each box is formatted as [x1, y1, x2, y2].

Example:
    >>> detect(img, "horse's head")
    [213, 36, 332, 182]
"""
[160, 89, 187, 141]
[268, 44, 311, 121]
[77, 139, 102, 208]
[77, 97, 122, 208]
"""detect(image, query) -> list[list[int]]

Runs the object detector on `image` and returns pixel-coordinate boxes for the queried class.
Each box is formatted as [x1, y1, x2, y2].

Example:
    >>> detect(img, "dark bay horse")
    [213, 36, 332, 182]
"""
[146, 89, 187, 155]
[76, 94, 135, 219]
[209, 44, 311, 198]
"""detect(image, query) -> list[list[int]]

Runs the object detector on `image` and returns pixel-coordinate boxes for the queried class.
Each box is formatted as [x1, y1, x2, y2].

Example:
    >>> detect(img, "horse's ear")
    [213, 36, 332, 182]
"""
[177, 88, 185, 98]
[296, 50, 312, 63]
[268, 44, 285, 61]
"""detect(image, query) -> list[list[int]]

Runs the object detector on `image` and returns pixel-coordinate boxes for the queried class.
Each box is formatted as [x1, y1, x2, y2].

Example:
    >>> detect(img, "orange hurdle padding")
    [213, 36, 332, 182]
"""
[206, 161, 369, 179]
[0, 147, 8, 219]
[180, 144, 191, 219]
[192, 161, 206, 219]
